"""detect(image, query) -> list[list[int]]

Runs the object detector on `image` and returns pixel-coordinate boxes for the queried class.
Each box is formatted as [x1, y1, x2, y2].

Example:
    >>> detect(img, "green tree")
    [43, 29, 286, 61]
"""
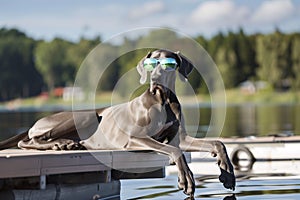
[291, 34, 300, 89]
[76, 42, 120, 92]
[195, 35, 208, 50]
[214, 30, 258, 88]
[256, 30, 292, 89]
[215, 46, 237, 88]
[0, 28, 43, 101]
[97, 44, 121, 91]
[211, 32, 238, 88]
[235, 29, 258, 82]
[207, 32, 225, 58]
[67, 37, 100, 71]
[35, 38, 74, 91]
[117, 37, 140, 76]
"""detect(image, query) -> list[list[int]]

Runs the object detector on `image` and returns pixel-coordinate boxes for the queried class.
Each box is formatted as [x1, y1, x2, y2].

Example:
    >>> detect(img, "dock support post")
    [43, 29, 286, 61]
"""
[40, 175, 46, 190]
[106, 170, 111, 182]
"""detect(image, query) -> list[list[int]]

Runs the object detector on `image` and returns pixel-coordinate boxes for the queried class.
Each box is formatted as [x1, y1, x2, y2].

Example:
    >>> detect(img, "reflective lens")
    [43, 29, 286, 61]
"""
[160, 58, 177, 71]
[143, 58, 157, 71]
[143, 58, 177, 71]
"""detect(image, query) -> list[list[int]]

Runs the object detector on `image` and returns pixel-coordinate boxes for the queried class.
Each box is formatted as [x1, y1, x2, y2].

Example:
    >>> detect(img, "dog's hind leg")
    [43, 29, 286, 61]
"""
[18, 111, 100, 150]
[0, 131, 29, 150]
[18, 137, 85, 150]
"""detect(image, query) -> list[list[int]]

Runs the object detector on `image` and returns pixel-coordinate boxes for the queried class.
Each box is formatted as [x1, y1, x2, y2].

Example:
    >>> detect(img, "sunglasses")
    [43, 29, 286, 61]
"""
[143, 58, 178, 71]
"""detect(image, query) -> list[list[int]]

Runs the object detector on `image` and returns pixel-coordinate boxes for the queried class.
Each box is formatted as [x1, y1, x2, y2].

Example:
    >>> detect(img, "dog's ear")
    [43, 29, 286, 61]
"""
[176, 51, 194, 82]
[137, 51, 152, 84]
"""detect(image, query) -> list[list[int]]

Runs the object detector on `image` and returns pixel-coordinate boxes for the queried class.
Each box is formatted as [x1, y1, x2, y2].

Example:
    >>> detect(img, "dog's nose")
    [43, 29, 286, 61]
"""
[151, 64, 162, 80]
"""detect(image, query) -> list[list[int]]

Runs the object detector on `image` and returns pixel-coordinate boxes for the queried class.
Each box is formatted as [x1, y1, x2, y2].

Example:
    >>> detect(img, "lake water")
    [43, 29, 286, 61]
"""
[0, 103, 300, 199]
[1, 103, 299, 140]
[121, 172, 300, 200]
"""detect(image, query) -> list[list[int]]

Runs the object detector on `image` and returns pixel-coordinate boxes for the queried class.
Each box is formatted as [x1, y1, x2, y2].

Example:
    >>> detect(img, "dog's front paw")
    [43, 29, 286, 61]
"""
[178, 170, 195, 195]
[218, 159, 235, 190]
[176, 155, 195, 196]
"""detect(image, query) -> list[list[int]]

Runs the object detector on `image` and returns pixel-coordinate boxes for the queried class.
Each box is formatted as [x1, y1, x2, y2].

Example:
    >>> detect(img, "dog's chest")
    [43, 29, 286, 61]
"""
[151, 102, 180, 143]
[138, 89, 181, 142]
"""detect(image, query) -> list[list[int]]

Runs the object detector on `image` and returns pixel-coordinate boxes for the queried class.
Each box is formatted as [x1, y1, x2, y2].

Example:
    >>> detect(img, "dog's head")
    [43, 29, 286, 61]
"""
[137, 49, 194, 94]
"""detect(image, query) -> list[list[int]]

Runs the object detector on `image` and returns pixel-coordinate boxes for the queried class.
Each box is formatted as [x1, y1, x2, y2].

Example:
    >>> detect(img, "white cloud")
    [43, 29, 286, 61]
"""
[189, 0, 250, 28]
[186, 0, 299, 36]
[251, 0, 295, 24]
[1, 0, 300, 41]
[129, 1, 165, 19]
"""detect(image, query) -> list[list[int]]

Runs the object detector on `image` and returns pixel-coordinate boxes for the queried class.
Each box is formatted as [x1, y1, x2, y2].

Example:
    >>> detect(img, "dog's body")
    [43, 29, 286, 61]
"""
[0, 49, 235, 196]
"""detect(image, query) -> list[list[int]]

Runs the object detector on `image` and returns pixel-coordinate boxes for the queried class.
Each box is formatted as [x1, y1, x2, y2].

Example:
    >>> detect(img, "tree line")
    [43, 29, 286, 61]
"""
[0, 27, 300, 101]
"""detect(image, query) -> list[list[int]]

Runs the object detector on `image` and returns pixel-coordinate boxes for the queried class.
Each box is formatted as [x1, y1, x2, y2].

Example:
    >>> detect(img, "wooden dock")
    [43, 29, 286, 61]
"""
[0, 149, 175, 200]
[222, 136, 300, 160]
[166, 136, 300, 179]
[167, 136, 300, 176]
[1, 136, 299, 199]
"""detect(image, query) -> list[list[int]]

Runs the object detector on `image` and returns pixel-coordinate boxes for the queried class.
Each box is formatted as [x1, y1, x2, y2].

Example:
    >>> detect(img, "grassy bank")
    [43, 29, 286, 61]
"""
[0, 92, 113, 110]
[1, 89, 300, 110]
[225, 89, 300, 104]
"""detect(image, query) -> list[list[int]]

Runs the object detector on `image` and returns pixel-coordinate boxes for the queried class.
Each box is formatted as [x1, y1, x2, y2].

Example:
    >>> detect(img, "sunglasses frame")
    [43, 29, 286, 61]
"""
[143, 58, 178, 71]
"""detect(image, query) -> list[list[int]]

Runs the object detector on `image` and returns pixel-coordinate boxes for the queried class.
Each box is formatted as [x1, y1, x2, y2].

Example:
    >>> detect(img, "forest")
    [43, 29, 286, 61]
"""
[0, 27, 300, 101]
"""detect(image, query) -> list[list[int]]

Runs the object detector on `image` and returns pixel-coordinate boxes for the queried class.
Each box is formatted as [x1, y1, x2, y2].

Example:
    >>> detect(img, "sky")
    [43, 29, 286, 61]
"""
[1, 0, 300, 42]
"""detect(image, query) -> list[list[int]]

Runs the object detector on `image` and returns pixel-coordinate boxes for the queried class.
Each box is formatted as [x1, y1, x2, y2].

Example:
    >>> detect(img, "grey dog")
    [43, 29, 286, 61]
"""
[0, 49, 235, 196]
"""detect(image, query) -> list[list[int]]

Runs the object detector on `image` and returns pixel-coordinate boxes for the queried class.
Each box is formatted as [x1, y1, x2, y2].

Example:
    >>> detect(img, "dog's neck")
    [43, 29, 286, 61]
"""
[151, 85, 179, 106]
[168, 82, 176, 95]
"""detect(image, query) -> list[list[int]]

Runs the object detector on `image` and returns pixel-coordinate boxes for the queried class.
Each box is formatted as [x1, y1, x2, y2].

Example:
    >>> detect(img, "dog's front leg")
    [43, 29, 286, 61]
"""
[128, 136, 195, 196]
[179, 134, 235, 190]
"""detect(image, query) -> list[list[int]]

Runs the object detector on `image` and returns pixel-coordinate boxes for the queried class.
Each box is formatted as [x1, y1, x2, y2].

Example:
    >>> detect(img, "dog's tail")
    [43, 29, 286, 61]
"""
[0, 131, 29, 150]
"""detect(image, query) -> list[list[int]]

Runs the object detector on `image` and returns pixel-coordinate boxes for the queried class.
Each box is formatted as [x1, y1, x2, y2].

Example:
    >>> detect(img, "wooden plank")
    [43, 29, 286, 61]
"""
[112, 151, 169, 169]
[0, 150, 113, 178]
[41, 165, 109, 175]
[217, 136, 300, 144]
[0, 156, 41, 178]
[40, 151, 112, 175]
[0, 149, 172, 179]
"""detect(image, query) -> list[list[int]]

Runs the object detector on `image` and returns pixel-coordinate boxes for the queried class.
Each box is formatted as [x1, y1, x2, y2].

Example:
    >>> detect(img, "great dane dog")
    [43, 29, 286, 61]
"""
[0, 49, 235, 197]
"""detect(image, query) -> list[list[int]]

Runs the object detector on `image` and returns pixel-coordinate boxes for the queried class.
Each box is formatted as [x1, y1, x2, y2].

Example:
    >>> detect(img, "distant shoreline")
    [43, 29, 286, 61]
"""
[1, 89, 300, 112]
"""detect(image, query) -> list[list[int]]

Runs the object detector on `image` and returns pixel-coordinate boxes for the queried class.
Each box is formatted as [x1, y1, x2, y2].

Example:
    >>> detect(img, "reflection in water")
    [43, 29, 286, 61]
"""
[194, 104, 300, 138]
[0, 111, 53, 140]
[123, 170, 300, 199]
[223, 195, 236, 200]
[238, 105, 256, 136]
[231, 146, 256, 172]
